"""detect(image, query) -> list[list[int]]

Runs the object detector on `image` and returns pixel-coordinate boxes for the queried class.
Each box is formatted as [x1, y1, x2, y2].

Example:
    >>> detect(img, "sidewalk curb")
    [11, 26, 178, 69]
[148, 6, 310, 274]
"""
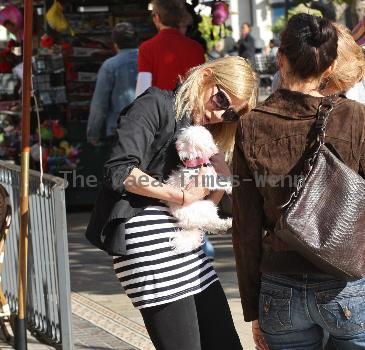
[72, 293, 154, 350]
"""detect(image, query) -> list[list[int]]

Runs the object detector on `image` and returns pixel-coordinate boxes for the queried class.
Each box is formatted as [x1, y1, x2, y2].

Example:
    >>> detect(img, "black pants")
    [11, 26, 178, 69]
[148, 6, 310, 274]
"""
[140, 281, 242, 350]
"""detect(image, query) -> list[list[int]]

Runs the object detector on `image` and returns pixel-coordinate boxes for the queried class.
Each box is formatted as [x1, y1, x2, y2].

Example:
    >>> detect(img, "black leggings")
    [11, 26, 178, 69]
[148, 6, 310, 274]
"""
[140, 281, 242, 350]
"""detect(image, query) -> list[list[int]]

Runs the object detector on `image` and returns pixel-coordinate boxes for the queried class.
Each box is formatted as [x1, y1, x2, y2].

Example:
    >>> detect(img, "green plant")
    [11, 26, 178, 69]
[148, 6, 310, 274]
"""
[293, 0, 353, 5]
[271, 4, 322, 35]
[198, 15, 231, 52]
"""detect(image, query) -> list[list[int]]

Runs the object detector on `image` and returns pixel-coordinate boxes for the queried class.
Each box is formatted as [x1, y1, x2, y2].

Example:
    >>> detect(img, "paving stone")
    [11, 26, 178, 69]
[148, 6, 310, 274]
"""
[0, 314, 137, 350]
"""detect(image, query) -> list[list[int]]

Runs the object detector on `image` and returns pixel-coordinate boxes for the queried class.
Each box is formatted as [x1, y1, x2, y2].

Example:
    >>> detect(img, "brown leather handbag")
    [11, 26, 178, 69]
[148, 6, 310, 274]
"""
[275, 96, 365, 280]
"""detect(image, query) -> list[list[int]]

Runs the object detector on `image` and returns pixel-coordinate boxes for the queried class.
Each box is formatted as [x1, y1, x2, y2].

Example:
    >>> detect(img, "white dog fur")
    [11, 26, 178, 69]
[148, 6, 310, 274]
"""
[165, 125, 232, 253]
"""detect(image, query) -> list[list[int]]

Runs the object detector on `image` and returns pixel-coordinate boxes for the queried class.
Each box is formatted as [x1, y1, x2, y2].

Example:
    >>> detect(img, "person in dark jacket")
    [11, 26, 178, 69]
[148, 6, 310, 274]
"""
[87, 22, 138, 144]
[236, 23, 256, 64]
[233, 14, 365, 350]
[86, 56, 258, 350]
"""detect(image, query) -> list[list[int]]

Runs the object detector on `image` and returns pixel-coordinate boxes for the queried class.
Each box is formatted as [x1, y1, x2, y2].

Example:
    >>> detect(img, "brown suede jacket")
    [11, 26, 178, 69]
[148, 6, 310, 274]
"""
[232, 89, 365, 322]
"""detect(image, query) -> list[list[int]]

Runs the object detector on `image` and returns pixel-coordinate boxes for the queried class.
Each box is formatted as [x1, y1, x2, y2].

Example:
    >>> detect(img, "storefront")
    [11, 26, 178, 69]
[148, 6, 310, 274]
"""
[0, 0, 156, 206]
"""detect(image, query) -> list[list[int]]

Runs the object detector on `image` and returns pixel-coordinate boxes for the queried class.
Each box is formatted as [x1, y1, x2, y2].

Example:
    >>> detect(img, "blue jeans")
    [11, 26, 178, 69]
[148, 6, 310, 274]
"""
[202, 235, 215, 259]
[259, 273, 365, 349]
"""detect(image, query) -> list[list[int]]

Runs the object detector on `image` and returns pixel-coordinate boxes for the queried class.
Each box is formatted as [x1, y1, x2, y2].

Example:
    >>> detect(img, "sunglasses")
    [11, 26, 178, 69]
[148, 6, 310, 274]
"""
[210, 86, 240, 122]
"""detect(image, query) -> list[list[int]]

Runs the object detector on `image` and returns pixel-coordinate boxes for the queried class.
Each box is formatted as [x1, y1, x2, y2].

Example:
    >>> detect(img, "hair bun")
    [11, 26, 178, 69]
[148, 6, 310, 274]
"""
[310, 31, 322, 47]
[308, 17, 329, 48]
[280, 13, 338, 79]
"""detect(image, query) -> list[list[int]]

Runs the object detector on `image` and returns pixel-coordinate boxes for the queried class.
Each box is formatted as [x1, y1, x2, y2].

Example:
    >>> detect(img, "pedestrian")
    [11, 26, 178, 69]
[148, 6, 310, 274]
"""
[233, 13, 365, 350]
[223, 25, 238, 56]
[266, 39, 279, 60]
[236, 22, 256, 64]
[87, 22, 138, 144]
[207, 39, 225, 60]
[135, 0, 205, 96]
[85, 56, 258, 350]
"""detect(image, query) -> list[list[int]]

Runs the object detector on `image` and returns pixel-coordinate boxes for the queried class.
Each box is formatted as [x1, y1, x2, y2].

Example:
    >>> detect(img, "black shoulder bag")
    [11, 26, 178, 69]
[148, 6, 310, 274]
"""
[274, 96, 365, 280]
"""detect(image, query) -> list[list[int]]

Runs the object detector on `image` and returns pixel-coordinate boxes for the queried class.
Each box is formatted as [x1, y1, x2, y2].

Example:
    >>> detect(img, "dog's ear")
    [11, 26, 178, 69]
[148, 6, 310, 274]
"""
[202, 68, 214, 78]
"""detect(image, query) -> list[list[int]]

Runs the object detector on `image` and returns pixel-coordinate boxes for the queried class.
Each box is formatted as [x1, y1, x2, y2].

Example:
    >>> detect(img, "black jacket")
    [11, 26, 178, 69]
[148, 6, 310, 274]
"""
[85, 88, 188, 255]
[237, 34, 255, 63]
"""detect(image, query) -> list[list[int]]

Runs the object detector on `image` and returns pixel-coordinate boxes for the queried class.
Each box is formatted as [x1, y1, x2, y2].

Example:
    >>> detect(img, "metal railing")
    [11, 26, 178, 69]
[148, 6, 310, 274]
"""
[0, 160, 73, 349]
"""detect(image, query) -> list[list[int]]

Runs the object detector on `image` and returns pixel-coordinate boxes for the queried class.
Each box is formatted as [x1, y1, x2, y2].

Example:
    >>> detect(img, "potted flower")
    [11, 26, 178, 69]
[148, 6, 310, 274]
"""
[0, 40, 20, 98]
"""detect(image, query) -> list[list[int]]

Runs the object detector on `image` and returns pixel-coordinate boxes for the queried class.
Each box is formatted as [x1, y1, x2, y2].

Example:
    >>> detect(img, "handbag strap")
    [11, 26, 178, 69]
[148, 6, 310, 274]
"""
[302, 95, 337, 170]
[279, 95, 336, 209]
[314, 95, 336, 145]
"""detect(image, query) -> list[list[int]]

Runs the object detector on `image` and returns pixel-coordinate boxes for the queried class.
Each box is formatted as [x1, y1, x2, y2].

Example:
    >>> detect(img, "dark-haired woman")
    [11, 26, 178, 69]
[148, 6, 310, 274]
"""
[233, 13, 365, 350]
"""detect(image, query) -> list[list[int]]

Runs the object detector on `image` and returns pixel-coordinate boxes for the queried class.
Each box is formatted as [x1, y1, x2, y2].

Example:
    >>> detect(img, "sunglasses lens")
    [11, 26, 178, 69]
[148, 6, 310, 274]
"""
[222, 109, 240, 122]
[211, 91, 230, 110]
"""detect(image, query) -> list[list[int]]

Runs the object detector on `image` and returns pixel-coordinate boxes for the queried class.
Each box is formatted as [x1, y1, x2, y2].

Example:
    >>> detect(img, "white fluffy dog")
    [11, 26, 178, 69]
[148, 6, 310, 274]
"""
[166, 125, 232, 253]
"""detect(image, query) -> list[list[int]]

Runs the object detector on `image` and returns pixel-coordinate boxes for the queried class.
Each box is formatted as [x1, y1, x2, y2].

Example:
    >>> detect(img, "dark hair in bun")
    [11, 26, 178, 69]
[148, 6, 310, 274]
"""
[280, 13, 338, 79]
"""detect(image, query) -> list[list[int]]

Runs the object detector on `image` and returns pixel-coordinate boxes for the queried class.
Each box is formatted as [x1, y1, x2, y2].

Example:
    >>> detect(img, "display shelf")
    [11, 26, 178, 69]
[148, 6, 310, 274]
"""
[65, 12, 113, 35]
[56, 0, 155, 206]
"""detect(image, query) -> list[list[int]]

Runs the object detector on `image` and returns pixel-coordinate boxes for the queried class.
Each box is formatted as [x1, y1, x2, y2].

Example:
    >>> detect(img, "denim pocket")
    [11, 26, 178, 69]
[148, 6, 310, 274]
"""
[315, 284, 365, 336]
[259, 282, 293, 333]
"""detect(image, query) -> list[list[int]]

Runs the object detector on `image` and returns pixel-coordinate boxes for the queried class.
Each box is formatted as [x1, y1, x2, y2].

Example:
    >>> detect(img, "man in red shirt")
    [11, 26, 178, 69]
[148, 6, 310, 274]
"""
[135, 0, 205, 95]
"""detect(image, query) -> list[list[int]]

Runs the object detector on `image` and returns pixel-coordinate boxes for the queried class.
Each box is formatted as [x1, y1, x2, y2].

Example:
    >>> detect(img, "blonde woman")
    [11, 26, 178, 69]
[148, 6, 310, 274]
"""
[86, 56, 258, 350]
[325, 23, 365, 96]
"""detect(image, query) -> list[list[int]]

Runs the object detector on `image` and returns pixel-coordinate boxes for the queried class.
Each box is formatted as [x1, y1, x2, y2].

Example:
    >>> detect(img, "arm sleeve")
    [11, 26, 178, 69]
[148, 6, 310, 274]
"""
[210, 151, 231, 177]
[135, 72, 152, 97]
[360, 115, 365, 178]
[196, 45, 206, 65]
[87, 64, 114, 141]
[103, 90, 163, 194]
[272, 72, 281, 92]
[352, 103, 365, 178]
[138, 44, 153, 73]
[360, 143, 365, 178]
[232, 124, 264, 322]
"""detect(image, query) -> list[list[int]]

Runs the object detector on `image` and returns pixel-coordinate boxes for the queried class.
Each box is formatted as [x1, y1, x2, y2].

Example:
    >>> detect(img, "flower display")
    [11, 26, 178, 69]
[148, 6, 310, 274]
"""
[41, 34, 55, 49]
[0, 40, 19, 73]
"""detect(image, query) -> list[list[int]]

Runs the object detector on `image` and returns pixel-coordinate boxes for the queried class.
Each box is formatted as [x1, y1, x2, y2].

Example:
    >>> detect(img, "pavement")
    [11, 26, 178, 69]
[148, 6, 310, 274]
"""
[0, 211, 256, 350]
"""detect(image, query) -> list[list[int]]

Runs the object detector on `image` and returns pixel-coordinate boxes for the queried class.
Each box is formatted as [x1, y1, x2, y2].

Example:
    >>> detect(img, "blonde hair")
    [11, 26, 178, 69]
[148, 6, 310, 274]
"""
[175, 56, 258, 152]
[328, 23, 365, 93]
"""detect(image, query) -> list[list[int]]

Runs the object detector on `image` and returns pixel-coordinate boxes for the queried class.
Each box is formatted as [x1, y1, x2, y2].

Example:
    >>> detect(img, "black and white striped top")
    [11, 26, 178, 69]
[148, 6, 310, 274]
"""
[113, 205, 218, 309]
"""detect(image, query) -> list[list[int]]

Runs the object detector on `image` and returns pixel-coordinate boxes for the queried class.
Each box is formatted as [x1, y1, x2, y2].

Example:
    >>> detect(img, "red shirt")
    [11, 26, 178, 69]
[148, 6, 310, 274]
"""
[138, 28, 205, 90]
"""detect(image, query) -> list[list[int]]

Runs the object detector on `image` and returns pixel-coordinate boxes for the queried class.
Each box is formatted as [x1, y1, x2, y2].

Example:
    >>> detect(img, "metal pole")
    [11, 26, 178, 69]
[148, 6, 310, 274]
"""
[15, 0, 33, 349]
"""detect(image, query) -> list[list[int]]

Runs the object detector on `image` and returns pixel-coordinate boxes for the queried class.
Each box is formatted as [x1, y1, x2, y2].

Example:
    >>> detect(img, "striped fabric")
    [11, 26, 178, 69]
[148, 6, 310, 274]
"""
[113, 205, 218, 309]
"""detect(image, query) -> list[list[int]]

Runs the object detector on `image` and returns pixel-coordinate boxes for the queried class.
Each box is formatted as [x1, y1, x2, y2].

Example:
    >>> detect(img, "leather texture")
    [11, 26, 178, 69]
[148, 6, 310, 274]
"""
[275, 98, 365, 280]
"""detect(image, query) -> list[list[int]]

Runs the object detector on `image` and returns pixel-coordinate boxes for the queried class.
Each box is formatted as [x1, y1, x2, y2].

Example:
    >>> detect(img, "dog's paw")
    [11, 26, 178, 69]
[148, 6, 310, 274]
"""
[206, 218, 232, 234]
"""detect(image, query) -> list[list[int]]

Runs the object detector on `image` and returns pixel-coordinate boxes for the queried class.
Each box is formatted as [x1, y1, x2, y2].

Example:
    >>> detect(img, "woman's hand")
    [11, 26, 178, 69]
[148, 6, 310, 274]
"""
[183, 167, 211, 205]
[183, 186, 210, 205]
[252, 320, 269, 350]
